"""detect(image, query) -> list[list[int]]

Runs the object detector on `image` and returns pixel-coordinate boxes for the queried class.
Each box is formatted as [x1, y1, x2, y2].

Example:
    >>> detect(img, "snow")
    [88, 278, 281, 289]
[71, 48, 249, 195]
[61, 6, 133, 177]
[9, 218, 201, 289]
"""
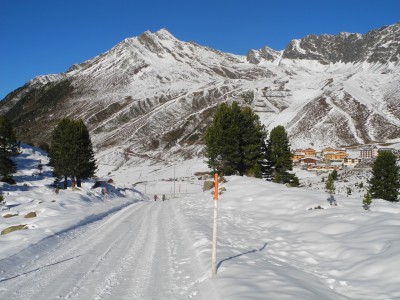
[0, 144, 399, 299]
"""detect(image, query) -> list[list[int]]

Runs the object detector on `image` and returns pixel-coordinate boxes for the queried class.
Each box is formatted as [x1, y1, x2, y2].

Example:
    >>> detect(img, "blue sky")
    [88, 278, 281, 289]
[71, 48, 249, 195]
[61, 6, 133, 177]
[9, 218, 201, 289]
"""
[1, 0, 399, 100]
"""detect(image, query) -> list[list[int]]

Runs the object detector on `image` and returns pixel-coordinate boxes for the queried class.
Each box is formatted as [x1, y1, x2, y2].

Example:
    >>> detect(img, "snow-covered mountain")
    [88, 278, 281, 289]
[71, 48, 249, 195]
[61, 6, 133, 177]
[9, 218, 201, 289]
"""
[1, 22, 400, 166]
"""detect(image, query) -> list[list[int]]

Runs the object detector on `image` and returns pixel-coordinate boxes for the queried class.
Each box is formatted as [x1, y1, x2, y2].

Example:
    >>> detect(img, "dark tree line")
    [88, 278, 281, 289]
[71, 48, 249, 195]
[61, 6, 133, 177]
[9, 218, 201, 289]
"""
[205, 102, 298, 186]
[49, 118, 96, 189]
[0, 116, 18, 183]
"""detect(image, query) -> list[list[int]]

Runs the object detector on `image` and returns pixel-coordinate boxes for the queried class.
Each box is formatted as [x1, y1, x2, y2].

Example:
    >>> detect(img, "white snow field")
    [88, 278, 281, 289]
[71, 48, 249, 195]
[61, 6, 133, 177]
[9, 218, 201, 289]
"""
[0, 145, 400, 299]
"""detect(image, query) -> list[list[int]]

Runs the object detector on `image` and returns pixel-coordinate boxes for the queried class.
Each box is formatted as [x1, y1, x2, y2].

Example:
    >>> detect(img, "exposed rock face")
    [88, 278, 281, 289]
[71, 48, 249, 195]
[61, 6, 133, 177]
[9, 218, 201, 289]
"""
[280, 22, 400, 64]
[1, 23, 400, 166]
[247, 46, 282, 64]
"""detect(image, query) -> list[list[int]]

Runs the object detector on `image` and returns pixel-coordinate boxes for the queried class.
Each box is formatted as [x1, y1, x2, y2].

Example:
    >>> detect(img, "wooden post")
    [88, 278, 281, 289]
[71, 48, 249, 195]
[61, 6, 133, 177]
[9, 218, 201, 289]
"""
[211, 173, 218, 276]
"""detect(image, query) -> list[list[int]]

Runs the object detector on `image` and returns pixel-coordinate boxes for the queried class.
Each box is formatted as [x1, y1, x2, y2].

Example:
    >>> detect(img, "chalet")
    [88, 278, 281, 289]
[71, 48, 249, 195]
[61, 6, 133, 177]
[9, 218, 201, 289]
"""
[291, 149, 305, 163]
[343, 158, 361, 167]
[300, 157, 319, 166]
[303, 148, 317, 157]
[324, 151, 348, 161]
[321, 147, 336, 156]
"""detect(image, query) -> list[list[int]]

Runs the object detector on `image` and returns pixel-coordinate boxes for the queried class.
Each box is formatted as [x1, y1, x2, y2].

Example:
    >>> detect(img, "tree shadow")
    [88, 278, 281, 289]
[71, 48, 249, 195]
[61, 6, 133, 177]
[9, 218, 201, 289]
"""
[217, 242, 268, 270]
[0, 255, 82, 283]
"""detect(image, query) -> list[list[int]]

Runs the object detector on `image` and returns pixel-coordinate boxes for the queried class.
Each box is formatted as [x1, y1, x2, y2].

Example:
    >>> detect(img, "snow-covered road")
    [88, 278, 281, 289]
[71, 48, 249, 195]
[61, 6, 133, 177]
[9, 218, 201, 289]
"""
[0, 199, 212, 299]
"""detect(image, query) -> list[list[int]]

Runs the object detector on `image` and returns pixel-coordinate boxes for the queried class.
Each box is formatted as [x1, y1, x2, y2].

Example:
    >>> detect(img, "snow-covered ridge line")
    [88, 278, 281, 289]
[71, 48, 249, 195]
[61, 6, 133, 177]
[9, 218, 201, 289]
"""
[1, 23, 399, 167]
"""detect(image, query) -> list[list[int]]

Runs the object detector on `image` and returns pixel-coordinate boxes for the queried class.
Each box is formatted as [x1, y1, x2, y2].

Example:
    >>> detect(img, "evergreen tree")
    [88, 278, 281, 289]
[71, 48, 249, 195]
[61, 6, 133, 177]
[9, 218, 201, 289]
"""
[73, 120, 97, 187]
[0, 155, 16, 183]
[0, 116, 18, 184]
[325, 173, 335, 194]
[331, 169, 338, 180]
[49, 119, 73, 188]
[363, 191, 372, 210]
[260, 137, 273, 181]
[369, 151, 400, 202]
[205, 101, 264, 176]
[237, 106, 266, 176]
[0, 116, 19, 156]
[49, 119, 97, 189]
[265, 125, 298, 185]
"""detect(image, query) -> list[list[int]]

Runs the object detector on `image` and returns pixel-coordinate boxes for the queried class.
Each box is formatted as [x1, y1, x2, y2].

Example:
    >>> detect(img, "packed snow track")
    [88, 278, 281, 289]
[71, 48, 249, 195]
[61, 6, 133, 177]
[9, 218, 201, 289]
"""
[0, 199, 211, 299]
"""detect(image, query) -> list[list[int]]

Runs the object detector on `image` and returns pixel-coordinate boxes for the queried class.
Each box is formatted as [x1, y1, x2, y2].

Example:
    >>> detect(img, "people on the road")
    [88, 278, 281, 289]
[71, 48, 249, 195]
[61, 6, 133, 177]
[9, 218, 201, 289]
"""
[162, 194, 166, 201]
[154, 194, 158, 201]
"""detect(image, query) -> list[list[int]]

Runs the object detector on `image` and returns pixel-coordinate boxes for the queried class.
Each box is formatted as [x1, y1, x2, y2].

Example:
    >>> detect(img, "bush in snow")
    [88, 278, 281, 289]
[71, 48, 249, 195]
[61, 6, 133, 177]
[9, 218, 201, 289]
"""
[363, 191, 372, 210]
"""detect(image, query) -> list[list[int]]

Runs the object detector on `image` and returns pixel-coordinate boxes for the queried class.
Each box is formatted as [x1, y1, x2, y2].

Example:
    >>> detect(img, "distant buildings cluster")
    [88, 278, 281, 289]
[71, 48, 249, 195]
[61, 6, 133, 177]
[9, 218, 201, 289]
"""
[292, 146, 399, 172]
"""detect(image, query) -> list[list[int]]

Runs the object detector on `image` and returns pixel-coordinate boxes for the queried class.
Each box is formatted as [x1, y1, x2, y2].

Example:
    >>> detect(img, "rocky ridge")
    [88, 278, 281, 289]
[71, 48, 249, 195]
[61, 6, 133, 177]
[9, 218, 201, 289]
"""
[1, 23, 399, 167]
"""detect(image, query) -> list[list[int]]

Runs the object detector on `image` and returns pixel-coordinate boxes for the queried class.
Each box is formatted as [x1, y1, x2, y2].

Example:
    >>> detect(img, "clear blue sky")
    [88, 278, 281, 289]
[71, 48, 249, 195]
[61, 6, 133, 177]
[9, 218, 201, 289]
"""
[1, 0, 399, 100]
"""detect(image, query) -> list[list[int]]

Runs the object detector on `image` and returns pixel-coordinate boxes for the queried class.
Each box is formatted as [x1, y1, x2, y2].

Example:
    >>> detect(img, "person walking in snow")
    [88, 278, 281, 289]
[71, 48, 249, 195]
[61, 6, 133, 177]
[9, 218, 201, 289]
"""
[162, 194, 166, 201]
[154, 194, 158, 201]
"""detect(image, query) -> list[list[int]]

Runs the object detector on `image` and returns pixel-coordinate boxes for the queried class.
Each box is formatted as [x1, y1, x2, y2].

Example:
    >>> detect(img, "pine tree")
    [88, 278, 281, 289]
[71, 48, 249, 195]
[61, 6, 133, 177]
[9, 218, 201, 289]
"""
[205, 101, 264, 176]
[331, 169, 338, 180]
[49, 119, 97, 189]
[325, 174, 335, 194]
[265, 125, 298, 185]
[0, 155, 16, 183]
[369, 151, 400, 202]
[0, 116, 19, 156]
[237, 106, 265, 176]
[325, 173, 336, 205]
[0, 116, 18, 184]
[73, 120, 97, 187]
[362, 191, 372, 210]
[49, 119, 73, 188]
[205, 102, 240, 175]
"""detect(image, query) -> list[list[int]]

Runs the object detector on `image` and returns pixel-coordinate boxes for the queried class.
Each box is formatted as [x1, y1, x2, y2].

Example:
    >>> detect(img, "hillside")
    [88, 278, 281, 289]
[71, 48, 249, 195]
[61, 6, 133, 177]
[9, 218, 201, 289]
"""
[0, 146, 399, 299]
[0, 23, 400, 168]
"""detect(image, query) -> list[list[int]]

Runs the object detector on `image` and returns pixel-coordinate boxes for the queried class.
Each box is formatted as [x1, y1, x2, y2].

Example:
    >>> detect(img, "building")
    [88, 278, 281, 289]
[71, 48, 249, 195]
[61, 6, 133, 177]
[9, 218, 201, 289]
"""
[324, 151, 348, 161]
[359, 146, 378, 159]
[300, 157, 319, 166]
[291, 149, 305, 163]
[343, 158, 361, 167]
[307, 164, 341, 172]
[303, 148, 317, 157]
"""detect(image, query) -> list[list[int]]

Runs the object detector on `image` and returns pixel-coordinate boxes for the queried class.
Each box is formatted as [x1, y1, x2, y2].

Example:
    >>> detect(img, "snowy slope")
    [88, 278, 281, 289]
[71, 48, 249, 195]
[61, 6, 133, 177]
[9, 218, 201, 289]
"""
[0, 23, 400, 168]
[0, 148, 399, 299]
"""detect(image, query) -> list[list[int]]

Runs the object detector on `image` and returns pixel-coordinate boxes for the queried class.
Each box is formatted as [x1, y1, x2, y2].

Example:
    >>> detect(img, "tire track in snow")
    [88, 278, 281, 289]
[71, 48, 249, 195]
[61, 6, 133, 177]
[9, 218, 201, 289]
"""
[0, 198, 210, 299]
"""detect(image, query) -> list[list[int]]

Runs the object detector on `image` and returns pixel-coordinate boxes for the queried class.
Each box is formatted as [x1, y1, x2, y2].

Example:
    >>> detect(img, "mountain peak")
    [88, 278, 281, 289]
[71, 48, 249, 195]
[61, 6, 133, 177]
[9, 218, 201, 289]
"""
[155, 28, 177, 40]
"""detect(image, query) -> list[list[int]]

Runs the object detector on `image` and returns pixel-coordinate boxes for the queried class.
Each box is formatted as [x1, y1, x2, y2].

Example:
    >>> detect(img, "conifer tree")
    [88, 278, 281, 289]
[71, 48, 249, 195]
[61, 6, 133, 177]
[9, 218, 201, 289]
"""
[0, 116, 19, 156]
[0, 155, 16, 183]
[205, 101, 264, 176]
[49, 119, 97, 189]
[0, 116, 18, 183]
[331, 169, 338, 180]
[73, 120, 97, 187]
[264, 125, 299, 185]
[369, 151, 400, 202]
[362, 191, 372, 210]
[325, 173, 335, 194]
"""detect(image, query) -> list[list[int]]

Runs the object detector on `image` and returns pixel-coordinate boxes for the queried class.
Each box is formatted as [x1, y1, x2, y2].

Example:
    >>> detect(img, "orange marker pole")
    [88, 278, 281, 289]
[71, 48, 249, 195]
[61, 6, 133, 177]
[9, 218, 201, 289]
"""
[211, 173, 218, 276]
